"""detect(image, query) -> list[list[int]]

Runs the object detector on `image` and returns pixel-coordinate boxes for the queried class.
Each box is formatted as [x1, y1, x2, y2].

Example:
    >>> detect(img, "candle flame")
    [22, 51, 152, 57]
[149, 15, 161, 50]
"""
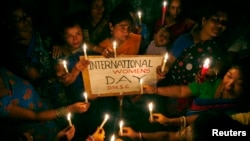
[113, 41, 117, 49]
[148, 102, 153, 112]
[203, 58, 210, 68]
[84, 92, 88, 102]
[164, 52, 168, 62]
[63, 60, 67, 66]
[140, 79, 143, 84]
[111, 134, 115, 141]
[163, 1, 167, 7]
[67, 113, 71, 120]
[105, 114, 109, 120]
[137, 11, 141, 18]
[119, 120, 124, 128]
[83, 43, 87, 51]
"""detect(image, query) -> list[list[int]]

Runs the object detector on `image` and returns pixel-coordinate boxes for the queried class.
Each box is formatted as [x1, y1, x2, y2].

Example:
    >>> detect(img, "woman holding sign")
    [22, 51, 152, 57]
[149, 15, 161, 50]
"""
[53, 13, 90, 103]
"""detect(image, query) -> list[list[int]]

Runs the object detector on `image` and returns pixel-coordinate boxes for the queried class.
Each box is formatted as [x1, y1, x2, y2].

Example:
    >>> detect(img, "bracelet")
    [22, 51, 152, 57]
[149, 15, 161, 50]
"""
[55, 107, 69, 117]
[180, 116, 186, 129]
[138, 131, 142, 141]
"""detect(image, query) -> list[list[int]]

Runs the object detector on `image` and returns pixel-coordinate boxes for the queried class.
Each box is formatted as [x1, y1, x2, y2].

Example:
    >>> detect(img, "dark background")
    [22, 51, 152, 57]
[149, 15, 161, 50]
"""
[2, 0, 249, 37]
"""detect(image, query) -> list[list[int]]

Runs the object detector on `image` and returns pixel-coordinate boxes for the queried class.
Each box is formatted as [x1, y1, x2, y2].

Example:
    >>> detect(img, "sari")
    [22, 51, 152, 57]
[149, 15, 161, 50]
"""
[99, 33, 142, 55]
[186, 98, 240, 116]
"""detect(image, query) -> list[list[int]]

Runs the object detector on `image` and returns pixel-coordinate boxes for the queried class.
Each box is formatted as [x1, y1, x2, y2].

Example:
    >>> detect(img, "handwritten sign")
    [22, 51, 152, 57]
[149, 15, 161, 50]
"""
[81, 55, 163, 99]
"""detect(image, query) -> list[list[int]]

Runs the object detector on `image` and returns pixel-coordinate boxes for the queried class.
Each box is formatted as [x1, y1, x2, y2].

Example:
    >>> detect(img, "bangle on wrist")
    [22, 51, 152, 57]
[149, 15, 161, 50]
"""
[180, 116, 186, 129]
[55, 106, 69, 117]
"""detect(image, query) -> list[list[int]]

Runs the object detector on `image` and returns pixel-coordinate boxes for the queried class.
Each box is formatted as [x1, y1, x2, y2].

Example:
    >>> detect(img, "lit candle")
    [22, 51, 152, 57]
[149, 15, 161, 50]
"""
[148, 102, 153, 122]
[67, 113, 72, 126]
[99, 114, 109, 128]
[137, 11, 142, 26]
[201, 58, 210, 76]
[140, 79, 143, 94]
[161, 52, 169, 72]
[83, 43, 88, 60]
[111, 134, 115, 141]
[161, 1, 168, 26]
[63, 60, 69, 73]
[84, 92, 88, 103]
[119, 120, 124, 135]
[113, 41, 117, 58]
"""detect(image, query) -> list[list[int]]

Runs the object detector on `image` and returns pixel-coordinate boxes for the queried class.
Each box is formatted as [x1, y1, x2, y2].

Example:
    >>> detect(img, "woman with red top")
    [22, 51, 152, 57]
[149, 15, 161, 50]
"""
[154, 0, 196, 42]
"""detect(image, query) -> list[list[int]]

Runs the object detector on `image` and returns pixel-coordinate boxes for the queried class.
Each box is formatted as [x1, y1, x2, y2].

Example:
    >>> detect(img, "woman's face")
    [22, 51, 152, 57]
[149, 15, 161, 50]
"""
[91, 0, 105, 21]
[154, 28, 170, 47]
[64, 25, 83, 50]
[202, 11, 228, 37]
[222, 67, 243, 98]
[169, 0, 182, 19]
[10, 8, 33, 33]
[110, 20, 132, 42]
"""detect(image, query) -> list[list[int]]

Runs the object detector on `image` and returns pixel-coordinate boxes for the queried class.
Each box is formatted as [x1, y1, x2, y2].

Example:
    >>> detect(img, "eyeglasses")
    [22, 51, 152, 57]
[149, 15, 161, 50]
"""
[209, 17, 228, 26]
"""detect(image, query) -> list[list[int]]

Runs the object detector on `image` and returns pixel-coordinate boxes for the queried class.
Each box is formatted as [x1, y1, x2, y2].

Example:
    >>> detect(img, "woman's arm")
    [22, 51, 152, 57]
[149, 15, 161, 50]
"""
[152, 113, 199, 127]
[143, 84, 193, 98]
[55, 60, 89, 86]
[121, 127, 179, 141]
[6, 102, 90, 121]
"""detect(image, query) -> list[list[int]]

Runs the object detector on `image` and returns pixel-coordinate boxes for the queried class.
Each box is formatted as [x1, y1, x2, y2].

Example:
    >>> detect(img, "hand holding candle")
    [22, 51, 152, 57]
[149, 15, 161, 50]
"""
[113, 41, 117, 58]
[201, 58, 210, 76]
[83, 43, 88, 60]
[84, 92, 88, 103]
[148, 102, 154, 122]
[67, 113, 72, 126]
[161, 1, 167, 25]
[99, 114, 109, 128]
[63, 60, 69, 73]
[161, 52, 169, 72]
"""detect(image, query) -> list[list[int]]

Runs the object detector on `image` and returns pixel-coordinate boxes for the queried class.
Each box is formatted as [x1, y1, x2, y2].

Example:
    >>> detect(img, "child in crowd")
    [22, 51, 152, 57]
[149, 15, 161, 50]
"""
[145, 26, 172, 55]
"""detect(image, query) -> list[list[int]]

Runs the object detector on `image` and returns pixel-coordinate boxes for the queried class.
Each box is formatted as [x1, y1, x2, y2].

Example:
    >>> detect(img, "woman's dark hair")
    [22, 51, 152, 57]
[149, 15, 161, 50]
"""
[55, 13, 83, 45]
[109, 3, 133, 26]
[193, 1, 230, 32]
[232, 54, 250, 109]
[85, 0, 107, 15]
